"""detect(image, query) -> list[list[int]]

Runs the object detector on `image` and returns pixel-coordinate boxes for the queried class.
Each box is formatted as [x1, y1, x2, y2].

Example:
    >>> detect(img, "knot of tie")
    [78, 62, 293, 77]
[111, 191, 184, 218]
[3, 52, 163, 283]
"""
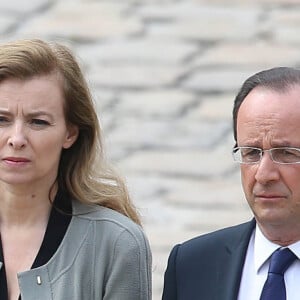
[269, 248, 297, 276]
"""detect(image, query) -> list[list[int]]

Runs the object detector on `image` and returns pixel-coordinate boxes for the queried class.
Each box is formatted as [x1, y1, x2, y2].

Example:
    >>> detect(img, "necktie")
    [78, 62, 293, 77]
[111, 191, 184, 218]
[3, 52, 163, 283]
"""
[260, 248, 297, 300]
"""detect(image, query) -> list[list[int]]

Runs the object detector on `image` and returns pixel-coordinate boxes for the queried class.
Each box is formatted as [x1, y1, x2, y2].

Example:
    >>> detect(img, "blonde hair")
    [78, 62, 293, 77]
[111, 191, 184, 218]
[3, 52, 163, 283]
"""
[0, 39, 141, 225]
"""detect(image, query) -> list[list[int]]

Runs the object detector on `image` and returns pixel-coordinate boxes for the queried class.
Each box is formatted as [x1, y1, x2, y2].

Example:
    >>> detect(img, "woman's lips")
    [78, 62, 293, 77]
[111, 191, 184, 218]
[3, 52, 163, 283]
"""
[3, 157, 30, 165]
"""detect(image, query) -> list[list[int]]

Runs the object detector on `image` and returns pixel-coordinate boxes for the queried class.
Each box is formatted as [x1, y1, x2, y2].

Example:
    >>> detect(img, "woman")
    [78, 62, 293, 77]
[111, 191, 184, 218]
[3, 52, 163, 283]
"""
[0, 39, 151, 300]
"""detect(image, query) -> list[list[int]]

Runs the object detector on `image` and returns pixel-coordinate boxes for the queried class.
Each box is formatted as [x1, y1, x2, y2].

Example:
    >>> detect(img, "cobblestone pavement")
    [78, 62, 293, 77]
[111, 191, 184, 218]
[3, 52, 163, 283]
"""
[1, 0, 300, 298]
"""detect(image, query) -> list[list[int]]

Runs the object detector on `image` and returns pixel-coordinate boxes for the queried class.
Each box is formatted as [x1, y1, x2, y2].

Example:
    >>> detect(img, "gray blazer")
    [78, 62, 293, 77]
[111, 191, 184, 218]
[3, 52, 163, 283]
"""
[2, 200, 152, 300]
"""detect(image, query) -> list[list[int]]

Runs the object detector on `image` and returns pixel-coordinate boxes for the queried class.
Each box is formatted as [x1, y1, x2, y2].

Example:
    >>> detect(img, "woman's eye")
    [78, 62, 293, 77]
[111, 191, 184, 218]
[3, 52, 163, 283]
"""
[0, 116, 10, 124]
[31, 119, 50, 126]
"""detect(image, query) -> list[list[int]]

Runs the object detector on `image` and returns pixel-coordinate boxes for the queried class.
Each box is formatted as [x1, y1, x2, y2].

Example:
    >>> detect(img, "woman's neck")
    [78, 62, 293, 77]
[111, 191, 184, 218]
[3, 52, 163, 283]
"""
[0, 183, 55, 228]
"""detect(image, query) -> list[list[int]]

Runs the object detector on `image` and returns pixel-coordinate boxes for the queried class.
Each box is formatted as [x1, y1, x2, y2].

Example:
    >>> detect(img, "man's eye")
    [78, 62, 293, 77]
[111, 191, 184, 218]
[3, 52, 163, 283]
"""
[243, 149, 260, 157]
[281, 149, 300, 157]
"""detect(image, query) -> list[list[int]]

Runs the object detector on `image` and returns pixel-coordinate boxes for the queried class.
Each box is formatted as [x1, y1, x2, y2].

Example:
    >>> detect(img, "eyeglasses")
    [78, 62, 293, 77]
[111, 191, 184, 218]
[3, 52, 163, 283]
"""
[232, 146, 300, 164]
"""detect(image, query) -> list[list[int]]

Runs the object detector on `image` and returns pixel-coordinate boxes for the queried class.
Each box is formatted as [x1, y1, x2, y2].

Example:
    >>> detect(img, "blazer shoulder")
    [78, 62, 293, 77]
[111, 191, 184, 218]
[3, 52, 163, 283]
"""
[71, 199, 148, 246]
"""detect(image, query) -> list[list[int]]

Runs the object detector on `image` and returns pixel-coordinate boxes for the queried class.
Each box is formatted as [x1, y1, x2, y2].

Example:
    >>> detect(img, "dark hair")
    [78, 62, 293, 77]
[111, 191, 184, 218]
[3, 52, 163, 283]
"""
[233, 67, 300, 142]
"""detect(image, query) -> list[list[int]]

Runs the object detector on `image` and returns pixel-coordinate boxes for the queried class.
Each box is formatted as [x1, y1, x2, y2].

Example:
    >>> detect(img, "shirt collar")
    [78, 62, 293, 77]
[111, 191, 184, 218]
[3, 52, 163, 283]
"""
[254, 224, 300, 273]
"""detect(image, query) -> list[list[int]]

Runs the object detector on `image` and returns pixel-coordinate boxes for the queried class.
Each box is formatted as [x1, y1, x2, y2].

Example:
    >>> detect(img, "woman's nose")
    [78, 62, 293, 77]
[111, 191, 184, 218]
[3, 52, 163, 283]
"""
[7, 123, 27, 149]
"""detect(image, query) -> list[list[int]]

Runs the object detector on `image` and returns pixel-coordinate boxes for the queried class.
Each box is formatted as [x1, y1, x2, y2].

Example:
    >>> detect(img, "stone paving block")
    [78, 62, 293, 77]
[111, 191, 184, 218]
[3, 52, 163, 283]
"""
[106, 117, 174, 151]
[182, 68, 257, 92]
[270, 8, 300, 26]
[194, 42, 300, 67]
[106, 116, 231, 156]
[123, 175, 248, 227]
[18, 2, 142, 40]
[139, 3, 259, 41]
[114, 89, 195, 117]
[88, 64, 184, 88]
[0, 0, 50, 14]
[164, 178, 247, 209]
[161, 119, 232, 149]
[117, 146, 235, 178]
[151, 250, 170, 299]
[186, 93, 235, 121]
[0, 15, 17, 35]
[90, 88, 120, 132]
[267, 9, 300, 45]
[193, 0, 300, 4]
[273, 28, 300, 46]
[148, 226, 206, 300]
[185, 208, 252, 232]
[137, 2, 259, 21]
[147, 19, 258, 41]
[77, 38, 198, 65]
[92, 88, 117, 113]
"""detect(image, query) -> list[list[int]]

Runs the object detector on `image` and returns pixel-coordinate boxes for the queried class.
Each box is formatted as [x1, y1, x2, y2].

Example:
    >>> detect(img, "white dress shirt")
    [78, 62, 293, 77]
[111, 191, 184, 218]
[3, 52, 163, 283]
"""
[238, 225, 300, 300]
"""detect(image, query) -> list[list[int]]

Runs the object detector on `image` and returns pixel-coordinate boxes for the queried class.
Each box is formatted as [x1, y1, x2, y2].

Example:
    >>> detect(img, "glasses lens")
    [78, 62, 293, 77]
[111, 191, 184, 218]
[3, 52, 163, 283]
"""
[272, 148, 300, 164]
[233, 147, 261, 163]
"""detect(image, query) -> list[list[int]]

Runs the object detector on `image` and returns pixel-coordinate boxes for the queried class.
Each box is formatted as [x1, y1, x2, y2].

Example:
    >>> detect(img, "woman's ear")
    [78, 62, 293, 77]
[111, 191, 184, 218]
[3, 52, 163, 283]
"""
[63, 125, 79, 149]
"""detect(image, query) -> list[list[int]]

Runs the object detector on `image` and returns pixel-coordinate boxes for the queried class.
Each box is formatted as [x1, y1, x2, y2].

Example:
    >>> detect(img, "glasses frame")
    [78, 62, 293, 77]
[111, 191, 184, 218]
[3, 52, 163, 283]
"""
[232, 146, 300, 165]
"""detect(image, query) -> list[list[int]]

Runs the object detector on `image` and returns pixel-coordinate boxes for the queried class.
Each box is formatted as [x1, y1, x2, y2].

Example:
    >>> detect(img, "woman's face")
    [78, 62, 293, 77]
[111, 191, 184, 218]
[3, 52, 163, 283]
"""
[0, 74, 78, 188]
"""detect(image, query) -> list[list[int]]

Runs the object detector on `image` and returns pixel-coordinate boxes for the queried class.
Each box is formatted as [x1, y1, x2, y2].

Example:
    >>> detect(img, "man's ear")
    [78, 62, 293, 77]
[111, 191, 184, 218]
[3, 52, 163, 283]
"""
[63, 125, 79, 149]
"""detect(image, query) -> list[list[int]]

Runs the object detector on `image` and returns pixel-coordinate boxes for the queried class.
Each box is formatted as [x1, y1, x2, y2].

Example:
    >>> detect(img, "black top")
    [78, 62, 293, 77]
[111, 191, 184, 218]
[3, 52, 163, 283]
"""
[0, 190, 72, 300]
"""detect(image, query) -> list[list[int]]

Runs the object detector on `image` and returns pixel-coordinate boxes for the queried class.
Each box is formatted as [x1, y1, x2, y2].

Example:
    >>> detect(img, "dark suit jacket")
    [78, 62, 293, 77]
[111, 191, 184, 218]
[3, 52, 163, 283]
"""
[162, 219, 256, 300]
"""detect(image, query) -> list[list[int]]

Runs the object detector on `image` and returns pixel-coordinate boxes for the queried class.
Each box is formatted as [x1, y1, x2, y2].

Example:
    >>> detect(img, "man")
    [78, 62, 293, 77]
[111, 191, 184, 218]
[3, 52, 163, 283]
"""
[162, 67, 300, 300]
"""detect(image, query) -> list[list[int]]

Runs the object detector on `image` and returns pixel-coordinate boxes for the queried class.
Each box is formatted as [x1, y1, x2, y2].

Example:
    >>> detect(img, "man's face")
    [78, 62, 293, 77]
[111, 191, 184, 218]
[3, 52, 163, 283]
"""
[236, 85, 300, 237]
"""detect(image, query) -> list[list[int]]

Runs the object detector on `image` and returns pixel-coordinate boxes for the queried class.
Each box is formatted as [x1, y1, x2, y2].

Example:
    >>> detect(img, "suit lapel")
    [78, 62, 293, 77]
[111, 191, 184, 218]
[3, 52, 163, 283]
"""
[215, 219, 256, 300]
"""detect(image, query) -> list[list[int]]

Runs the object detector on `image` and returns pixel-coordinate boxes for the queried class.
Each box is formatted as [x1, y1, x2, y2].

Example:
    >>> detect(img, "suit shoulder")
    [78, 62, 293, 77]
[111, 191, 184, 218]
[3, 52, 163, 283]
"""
[180, 220, 255, 252]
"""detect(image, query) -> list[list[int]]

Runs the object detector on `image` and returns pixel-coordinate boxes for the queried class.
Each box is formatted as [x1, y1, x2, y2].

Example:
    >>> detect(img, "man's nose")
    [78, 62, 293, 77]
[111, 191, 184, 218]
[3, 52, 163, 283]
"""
[7, 123, 27, 149]
[254, 151, 280, 184]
